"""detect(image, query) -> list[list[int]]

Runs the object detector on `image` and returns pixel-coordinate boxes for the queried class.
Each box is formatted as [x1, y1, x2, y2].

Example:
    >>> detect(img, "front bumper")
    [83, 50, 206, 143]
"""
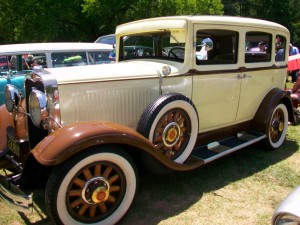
[0, 175, 32, 213]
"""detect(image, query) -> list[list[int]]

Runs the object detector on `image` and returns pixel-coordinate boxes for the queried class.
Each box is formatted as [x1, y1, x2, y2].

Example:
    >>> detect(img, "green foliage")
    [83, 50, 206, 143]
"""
[222, 0, 300, 46]
[0, 0, 299, 45]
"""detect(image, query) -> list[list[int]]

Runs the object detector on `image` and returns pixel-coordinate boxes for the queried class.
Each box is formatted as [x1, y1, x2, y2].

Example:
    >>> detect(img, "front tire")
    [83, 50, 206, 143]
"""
[137, 93, 198, 163]
[265, 103, 288, 149]
[45, 146, 138, 225]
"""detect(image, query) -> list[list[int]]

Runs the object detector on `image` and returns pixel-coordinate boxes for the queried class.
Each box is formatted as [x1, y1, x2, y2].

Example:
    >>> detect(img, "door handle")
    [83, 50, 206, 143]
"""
[237, 73, 252, 79]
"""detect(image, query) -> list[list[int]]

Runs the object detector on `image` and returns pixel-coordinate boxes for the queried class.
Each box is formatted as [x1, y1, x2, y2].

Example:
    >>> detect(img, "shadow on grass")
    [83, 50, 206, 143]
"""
[17, 139, 299, 225]
[119, 139, 299, 225]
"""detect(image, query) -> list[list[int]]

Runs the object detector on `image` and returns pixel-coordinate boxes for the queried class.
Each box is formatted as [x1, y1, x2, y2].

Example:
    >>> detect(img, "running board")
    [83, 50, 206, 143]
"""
[192, 131, 266, 164]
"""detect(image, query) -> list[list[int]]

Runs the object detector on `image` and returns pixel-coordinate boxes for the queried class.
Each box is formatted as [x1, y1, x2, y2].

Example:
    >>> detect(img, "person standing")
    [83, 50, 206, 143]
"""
[290, 43, 300, 56]
[289, 43, 300, 82]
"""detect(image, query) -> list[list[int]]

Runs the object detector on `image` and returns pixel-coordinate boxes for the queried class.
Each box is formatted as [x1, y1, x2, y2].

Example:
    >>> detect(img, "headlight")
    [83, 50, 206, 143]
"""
[162, 65, 171, 76]
[29, 89, 48, 126]
[5, 84, 22, 112]
[273, 213, 300, 225]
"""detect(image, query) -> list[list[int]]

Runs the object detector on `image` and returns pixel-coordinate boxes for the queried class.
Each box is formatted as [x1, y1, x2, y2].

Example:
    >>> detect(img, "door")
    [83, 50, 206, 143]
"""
[192, 26, 242, 131]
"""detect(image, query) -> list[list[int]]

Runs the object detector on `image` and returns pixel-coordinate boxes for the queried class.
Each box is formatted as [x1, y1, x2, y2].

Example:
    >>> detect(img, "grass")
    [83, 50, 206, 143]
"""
[1, 124, 300, 225]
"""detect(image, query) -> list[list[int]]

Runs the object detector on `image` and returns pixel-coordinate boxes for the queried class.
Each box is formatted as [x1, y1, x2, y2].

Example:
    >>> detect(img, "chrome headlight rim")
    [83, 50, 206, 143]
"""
[273, 213, 300, 225]
[29, 89, 48, 127]
[5, 84, 22, 112]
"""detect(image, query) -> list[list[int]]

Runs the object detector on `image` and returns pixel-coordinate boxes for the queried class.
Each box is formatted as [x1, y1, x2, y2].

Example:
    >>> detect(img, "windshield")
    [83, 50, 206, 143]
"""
[119, 31, 185, 63]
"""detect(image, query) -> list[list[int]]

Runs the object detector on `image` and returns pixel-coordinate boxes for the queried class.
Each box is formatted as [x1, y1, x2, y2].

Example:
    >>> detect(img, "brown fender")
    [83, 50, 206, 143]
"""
[31, 121, 203, 171]
[0, 104, 14, 152]
[252, 88, 296, 132]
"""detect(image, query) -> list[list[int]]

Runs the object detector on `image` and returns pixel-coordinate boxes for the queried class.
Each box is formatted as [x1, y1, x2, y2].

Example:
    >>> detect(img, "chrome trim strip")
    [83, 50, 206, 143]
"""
[203, 134, 267, 164]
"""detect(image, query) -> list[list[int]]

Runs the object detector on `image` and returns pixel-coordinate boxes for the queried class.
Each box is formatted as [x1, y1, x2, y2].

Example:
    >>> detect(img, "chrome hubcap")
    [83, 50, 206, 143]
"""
[82, 177, 110, 204]
[162, 122, 181, 147]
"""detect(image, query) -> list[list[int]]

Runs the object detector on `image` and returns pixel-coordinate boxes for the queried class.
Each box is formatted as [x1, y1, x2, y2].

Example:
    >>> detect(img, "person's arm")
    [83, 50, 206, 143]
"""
[292, 77, 300, 93]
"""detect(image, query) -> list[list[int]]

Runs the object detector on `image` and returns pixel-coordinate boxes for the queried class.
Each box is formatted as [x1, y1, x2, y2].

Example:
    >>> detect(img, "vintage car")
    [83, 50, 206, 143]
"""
[272, 186, 300, 225]
[0, 16, 296, 225]
[0, 42, 113, 105]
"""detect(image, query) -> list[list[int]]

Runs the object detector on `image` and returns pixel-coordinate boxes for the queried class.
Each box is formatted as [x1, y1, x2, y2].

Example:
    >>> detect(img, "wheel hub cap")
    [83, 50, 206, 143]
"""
[82, 177, 110, 204]
[278, 121, 284, 132]
[163, 122, 181, 147]
[272, 118, 282, 132]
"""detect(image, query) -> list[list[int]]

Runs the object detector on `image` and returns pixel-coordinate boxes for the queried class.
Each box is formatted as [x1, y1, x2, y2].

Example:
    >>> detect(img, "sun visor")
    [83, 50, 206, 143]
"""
[170, 30, 186, 43]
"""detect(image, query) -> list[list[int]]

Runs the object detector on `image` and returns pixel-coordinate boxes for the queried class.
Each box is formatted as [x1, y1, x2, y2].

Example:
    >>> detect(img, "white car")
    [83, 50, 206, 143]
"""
[0, 16, 296, 225]
[0, 42, 113, 105]
[272, 186, 300, 225]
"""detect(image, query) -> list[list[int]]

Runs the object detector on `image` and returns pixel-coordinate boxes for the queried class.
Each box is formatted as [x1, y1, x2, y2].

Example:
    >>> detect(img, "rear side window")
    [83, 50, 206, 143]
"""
[88, 51, 111, 64]
[196, 29, 238, 65]
[245, 32, 272, 63]
[51, 52, 87, 67]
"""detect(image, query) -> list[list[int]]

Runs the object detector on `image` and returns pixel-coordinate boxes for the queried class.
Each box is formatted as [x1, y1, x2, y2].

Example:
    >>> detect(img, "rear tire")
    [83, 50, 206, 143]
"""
[45, 146, 138, 225]
[265, 103, 288, 149]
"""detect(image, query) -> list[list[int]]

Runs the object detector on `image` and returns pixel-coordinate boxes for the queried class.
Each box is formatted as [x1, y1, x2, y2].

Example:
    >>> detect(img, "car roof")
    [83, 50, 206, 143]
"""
[0, 42, 113, 55]
[94, 34, 116, 45]
[116, 15, 289, 35]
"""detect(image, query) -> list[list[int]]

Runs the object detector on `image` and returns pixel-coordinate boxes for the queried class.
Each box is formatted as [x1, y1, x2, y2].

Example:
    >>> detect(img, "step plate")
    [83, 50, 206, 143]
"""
[192, 131, 266, 163]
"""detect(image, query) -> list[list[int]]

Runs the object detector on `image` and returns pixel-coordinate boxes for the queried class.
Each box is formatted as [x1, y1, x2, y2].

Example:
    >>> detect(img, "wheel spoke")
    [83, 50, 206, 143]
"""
[108, 174, 119, 184]
[98, 202, 107, 213]
[156, 127, 164, 134]
[110, 185, 121, 192]
[180, 127, 187, 133]
[103, 167, 112, 179]
[68, 189, 81, 197]
[83, 168, 92, 180]
[161, 117, 167, 127]
[89, 205, 97, 218]
[73, 178, 86, 188]
[178, 116, 185, 126]
[78, 204, 89, 216]
[167, 112, 173, 122]
[107, 195, 116, 203]
[174, 112, 180, 121]
[94, 164, 101, 177]
[70, 198, 84, 208]
[153, 135, 163, 143]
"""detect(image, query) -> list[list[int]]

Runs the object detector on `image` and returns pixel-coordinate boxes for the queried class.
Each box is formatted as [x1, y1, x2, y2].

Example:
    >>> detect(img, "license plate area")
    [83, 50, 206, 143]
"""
[6, 133, 29, 163]
[7, 135, 20, 153]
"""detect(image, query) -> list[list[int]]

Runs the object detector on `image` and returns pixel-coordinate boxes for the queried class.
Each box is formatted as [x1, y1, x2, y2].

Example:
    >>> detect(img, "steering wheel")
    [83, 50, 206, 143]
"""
[168, 47, 185, 59]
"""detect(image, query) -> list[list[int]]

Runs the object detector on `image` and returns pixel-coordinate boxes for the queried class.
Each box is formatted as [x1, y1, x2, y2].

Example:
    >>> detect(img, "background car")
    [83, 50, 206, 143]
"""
[0, 42, 113, 105]
[272, 186, 300, 225]
[94, 34, 116, 45]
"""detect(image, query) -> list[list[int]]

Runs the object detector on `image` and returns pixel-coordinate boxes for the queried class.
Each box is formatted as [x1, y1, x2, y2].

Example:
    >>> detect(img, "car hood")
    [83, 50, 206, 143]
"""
[43, 61, 179, 84]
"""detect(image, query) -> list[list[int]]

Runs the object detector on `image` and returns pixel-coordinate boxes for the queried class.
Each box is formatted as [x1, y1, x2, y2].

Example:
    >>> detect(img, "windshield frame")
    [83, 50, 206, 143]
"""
[118, 31, 186, 63]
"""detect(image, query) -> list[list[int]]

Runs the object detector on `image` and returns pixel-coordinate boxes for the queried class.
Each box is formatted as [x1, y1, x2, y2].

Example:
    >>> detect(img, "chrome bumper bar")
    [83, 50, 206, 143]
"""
[0, 176, 32, 213]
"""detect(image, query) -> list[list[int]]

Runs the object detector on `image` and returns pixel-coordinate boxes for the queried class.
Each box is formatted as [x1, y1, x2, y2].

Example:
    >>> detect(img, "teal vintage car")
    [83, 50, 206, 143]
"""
[0, 42, 113, 105]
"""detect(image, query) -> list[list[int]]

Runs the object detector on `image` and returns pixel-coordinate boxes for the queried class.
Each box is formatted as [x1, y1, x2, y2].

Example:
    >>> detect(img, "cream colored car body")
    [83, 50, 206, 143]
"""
[45, 16, 289, 133]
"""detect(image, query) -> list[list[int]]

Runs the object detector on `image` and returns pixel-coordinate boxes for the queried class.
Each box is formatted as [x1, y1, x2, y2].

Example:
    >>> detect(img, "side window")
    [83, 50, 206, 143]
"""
[51, 52, 87, 68]
[88, 51, 111, 64]
[28, 53, 47, 68]
[275, 35, 286, 62]
[8, 53, 47, 71]
[245, 32, 272, 63]
[196, 29, 238, 65]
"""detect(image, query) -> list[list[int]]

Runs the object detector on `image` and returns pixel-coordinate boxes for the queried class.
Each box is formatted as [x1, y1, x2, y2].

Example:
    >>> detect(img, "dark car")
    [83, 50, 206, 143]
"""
[94, 34, 116, 45]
